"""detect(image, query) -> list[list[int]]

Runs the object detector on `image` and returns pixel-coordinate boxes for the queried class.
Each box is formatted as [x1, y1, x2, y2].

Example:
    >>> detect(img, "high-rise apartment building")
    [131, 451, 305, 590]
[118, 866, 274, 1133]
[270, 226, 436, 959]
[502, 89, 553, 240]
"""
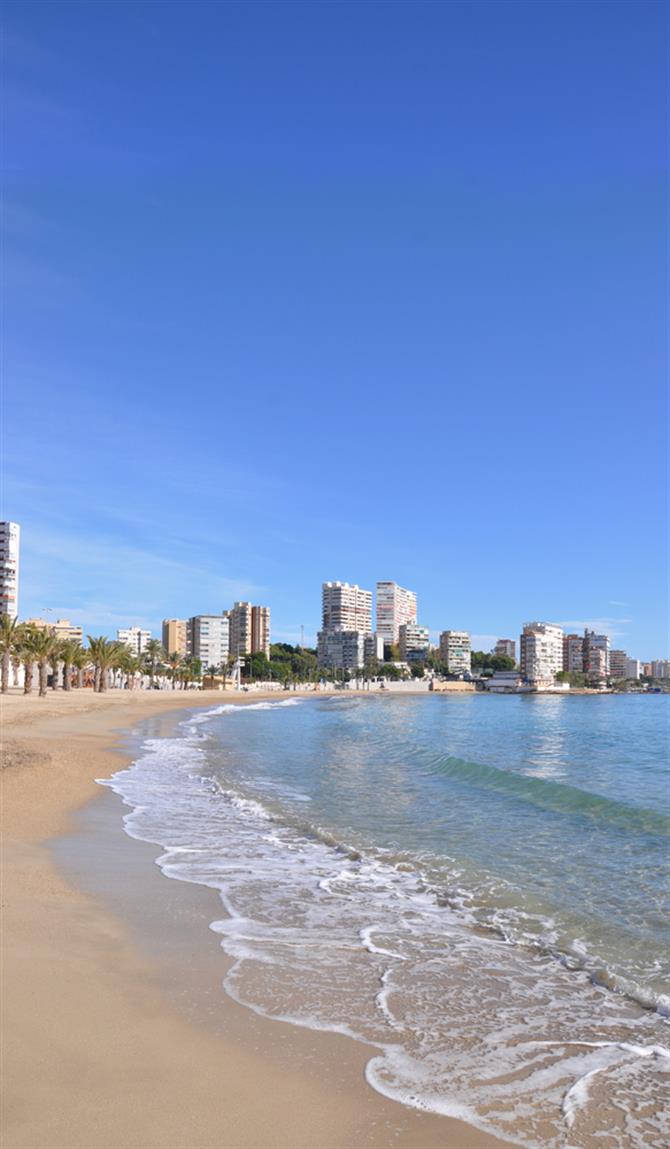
[229, 602, 252, 657]
[162, 618, 188, 656]
[399, 623, 430, 663]
[376, 582, 417, 647]
[317, 630, 365, 671]
[228, 602, 271, 658]
[626, 659, 641, 680]
[322, 582, 372, 634]
[0, 521, 20, 619]
[651, 660, 670, 679]
[188, 614, 230, 669]
[251, 605, 271, 658]
[439, 630, 472, 675]
[583, 630, 610, 682]
[519, 622, 564, 683]
[117, 627, 152, 655]
[494, 639, 516, 662]
[609, 650, 628, 680]
[26, 617, 83, 644]
[563, 634, 584, 674]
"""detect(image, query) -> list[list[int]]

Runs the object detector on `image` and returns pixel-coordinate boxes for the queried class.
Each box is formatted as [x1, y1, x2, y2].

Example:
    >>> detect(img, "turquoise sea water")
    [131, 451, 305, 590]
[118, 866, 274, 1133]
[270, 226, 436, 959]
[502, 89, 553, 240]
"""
[104, 694, 669, 1148]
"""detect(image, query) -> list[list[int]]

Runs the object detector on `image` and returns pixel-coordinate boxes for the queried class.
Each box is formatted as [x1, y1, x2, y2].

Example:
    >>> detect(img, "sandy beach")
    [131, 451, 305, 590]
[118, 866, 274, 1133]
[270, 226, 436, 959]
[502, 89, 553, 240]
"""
[1, 689, 512, 1149]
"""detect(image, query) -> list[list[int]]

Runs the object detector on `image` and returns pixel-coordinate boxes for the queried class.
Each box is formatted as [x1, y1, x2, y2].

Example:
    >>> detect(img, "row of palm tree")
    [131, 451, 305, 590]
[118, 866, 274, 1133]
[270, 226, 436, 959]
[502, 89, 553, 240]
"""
[0, 618, 204, 696]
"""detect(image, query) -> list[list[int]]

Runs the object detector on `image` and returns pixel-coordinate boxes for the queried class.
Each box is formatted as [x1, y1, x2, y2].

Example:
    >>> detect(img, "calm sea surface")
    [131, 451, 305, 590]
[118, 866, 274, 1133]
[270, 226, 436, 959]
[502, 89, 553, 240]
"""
[103, 693, 669, 1148]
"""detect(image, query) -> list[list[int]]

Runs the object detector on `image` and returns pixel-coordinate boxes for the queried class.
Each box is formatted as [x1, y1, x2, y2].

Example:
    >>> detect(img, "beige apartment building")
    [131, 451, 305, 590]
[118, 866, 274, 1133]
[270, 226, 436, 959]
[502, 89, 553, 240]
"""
[25, 617, 84, 644]
[162, 618, 188, 656]
[229, 602, 271, 658]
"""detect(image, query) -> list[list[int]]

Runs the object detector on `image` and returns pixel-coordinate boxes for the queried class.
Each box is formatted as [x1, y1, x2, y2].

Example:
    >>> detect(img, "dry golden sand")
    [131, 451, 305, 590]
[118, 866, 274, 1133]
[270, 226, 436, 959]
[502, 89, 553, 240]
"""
[1, 689, 512, 1149]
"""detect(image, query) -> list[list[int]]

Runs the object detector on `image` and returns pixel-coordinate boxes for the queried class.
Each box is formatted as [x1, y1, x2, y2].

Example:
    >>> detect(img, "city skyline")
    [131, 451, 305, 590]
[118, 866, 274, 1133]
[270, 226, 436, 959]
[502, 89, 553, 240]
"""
[2, 518, 663, 662]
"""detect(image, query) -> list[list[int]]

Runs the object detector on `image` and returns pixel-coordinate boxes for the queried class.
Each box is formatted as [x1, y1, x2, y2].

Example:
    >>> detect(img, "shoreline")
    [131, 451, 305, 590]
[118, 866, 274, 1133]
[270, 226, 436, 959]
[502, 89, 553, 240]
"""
[1, 690, 511, 1149]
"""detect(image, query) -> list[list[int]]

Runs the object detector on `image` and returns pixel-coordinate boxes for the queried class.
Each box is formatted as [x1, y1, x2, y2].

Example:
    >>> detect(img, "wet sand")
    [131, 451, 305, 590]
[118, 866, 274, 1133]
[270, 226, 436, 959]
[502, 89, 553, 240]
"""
[1, 689, 512, 1148]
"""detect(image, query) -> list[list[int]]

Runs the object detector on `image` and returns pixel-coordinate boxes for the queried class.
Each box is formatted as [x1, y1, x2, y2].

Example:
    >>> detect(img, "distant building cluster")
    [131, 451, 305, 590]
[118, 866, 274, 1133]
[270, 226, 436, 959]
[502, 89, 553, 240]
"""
[160, 602, 271, 667]
[2, 520, 667, 689]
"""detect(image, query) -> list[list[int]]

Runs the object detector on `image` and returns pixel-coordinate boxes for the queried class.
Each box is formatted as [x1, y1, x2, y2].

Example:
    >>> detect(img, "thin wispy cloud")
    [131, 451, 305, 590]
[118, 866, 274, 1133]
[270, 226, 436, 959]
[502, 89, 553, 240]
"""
[558, 617, 633, 642]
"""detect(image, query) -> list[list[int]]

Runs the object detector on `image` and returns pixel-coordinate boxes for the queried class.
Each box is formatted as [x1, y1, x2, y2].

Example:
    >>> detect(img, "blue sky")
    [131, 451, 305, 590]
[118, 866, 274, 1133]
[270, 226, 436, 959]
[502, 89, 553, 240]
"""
[2, 0, 667, 658]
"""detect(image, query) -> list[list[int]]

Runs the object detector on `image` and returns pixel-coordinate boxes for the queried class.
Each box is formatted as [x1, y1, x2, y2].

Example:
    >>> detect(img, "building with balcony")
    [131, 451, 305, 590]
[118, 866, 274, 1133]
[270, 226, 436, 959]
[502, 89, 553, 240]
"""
[563, 633, 584, 674]
[25, 617, 83, 644]
[0, 521, 20, 619]
[494, 639, 516, 662]
[188, 614, 230, 669]
[609, 649, 628, 680]
[399, 623, 430, 663]
[162, 618, 188, 657]
[439, 630, 472, 675]
[375, 581, 417, 647]
[583, 629, 610, 683]
[322, 582, 372, 635]
[117, 627, 152, 655]
[317, 629, 365, 671]
[519, 622, 564, 684]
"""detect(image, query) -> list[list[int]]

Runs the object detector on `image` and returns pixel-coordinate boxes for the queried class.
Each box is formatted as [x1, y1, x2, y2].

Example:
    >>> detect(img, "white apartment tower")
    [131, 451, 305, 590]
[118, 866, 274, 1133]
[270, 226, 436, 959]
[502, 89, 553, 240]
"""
[376, 582, 417, 647]
[519, 622, 564, 684]
[439, 630, 472, 674]
[321, 582, 372, 634]
[0, 521, 20, 619]
[188, 614, 230, 669]
[117, 627, 152, 655]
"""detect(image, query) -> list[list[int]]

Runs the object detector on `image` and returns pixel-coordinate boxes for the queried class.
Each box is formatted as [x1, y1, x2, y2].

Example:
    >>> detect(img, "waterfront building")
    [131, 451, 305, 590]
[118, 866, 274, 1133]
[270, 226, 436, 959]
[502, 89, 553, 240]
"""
[0, 521, 20, 619]
[519, 622, 564, 684]
[494, 639, 516, 662]
[162, 618, 188, 657]
[609, 650, 628, 680]
[228, 602, 271, 658]
[563, 634, 584, 674]
[376, 582, 417, 646]
[188, 614, 230, 669]
[399, 623, 430, 664]
[485, 671, 530, 693]
[25, 617, 83, 644]
[322, 582, 372, 634]
[651, 660, 670, 679]
[364, 633, 384, 664]
[626, 658, 641, 680]
[439, 630, 472, 675]
[117, 627, 152, 655]
[317, 629, 365, 671]
[251, 605, 271, 658]
[583, 629, 610, 682]
[641, 663, 652, 677]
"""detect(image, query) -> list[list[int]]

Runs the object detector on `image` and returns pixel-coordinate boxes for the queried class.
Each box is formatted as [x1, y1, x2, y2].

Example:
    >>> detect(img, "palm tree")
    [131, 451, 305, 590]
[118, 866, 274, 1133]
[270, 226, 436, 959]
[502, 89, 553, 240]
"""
[50, 638, 63, 690]
[116, 649, 141, 690]
[71, 644, 89, 688]
[15, 624, 43, 695]
[59, 640, 83, 692]
[0, 614, 21, 693]
[166, 651, 182, 689]
[87, 636, 124, 693]
[143, 638, 165, 688]
[27, 627, 59, 697]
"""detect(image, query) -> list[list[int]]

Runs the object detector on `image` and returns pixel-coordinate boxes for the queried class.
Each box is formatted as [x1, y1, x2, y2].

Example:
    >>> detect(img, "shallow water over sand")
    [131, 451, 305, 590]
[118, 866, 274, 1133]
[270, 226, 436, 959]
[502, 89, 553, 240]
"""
[102, 694, 669, 1148]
